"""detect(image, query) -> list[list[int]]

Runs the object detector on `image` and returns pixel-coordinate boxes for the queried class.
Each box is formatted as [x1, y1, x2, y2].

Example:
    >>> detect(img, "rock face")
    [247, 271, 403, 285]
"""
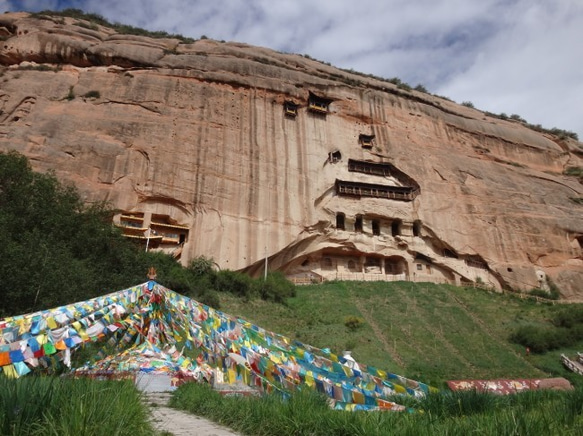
[1, 13, 582, 298]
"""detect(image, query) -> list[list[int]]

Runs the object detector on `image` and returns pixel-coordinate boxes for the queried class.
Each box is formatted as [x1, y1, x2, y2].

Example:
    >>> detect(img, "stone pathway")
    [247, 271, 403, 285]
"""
[144, 392, 241, 436]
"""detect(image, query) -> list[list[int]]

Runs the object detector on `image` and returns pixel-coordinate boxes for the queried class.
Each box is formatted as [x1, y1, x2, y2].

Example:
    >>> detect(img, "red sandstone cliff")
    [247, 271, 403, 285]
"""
[1, 12, 581, 298]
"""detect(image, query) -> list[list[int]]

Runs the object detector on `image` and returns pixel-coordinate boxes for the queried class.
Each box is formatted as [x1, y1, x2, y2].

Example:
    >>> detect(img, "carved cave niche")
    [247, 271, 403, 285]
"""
[354, 215, 363, 233]
[371, 219, 380, 236]
[385, 255, 408, 275]
[321, 256, 335, 270]
[391, 219, 402, 236]
[413, 220, 422, 237]
[346, 258, 361, 272]
[336, 212, 345, 230]
[329, 150, 342, 164]
[364, 256, 382, 273]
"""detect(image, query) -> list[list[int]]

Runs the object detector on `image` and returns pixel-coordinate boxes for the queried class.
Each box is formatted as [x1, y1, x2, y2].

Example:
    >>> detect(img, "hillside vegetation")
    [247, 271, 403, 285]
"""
[0, 151, 293, 317]
[220, 281, 583, 388]
[1, 150, 581, 388]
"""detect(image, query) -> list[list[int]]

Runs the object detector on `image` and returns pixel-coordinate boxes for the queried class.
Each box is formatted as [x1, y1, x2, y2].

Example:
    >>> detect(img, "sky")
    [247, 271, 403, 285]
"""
[3, 0, 583, 140]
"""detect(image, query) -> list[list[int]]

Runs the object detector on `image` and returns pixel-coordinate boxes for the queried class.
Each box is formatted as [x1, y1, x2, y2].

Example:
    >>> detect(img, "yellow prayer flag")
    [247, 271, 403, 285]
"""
[305, 371, 315, 388]
[46, 317, 58, 329]
[2, 364, 18, 378]
[352, 391, 365, 404]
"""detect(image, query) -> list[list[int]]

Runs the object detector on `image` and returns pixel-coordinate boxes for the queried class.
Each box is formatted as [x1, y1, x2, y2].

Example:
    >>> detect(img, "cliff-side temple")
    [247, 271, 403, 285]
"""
[1, 12, 581, 297]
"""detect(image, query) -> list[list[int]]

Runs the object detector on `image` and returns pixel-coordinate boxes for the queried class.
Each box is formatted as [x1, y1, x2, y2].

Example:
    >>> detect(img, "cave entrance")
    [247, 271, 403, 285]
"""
[391, 219, 402, 236]
[413, 220, 422, 237]
[372, 219, 380, 236]
[385, 256, 407, 275]
[355, 215, 363, 233]
[336, 212, 345, 230]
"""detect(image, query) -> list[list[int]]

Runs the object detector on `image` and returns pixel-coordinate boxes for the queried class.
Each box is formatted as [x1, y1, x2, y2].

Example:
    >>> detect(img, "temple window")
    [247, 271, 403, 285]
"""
[308, 92, 332, 114]
[284, 100, 299, 117]
[359, 134, 375, 149]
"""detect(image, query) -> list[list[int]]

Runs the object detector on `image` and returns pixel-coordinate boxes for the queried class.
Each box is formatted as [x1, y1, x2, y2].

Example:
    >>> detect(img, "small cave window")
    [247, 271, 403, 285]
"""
[416, 263, 423, 271]
[347, 260, 356, 270]
[426, 264, 431, 274]
[371, 219, 380, 236]
[322, 257, 333, 269]
[336, 212, 345, 230]
[355, 215, 363, 233]
[413, 220, 422, 237]
[329, 150, 342, 164]
[301, 258, 310, 267]
[284, 100, 299, 117]
[359, 134, 375, 149]
[391, 219, 402, 236]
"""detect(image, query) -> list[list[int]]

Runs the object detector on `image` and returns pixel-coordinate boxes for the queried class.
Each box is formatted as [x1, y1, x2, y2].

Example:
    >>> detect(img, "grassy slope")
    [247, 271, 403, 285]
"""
[220, 281, 583, 388]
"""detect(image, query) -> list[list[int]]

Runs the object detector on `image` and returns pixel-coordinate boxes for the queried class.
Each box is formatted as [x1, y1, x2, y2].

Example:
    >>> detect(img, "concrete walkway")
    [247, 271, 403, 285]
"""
[145, 391, 241, 436]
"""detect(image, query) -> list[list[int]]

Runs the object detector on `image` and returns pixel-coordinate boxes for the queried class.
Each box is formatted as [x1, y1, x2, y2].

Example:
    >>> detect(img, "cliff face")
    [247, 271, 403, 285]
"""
[1, 13, 582, 298]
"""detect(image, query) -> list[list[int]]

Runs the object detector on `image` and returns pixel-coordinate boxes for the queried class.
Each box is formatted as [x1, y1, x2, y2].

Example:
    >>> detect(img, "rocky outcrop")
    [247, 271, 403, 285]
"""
[1, 13, 582, 298]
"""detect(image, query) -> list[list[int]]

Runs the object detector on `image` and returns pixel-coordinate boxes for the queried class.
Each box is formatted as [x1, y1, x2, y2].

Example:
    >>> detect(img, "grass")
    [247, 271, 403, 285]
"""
[0, 376, 154, 436]
[219, 281, 583, 388]
[171, 381, 583, 435]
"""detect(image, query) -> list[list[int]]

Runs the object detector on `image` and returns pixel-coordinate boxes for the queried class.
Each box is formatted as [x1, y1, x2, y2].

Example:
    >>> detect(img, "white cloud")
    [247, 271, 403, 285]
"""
[5, 0, 583, 138]
[435, 0, 583, 137]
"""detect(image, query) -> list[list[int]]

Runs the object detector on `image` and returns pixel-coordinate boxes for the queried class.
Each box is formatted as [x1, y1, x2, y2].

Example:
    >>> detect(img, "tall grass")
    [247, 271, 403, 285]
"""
[171, 382, 583, 435]
[0, 376, 154, 436]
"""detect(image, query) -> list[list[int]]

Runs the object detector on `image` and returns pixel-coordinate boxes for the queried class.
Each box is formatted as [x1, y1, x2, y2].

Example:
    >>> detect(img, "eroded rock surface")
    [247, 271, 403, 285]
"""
[1, 13, 582, 298]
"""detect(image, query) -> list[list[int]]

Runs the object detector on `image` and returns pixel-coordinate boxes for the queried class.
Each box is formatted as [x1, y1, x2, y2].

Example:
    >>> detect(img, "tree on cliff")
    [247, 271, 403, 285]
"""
[0, 151, 153, 316]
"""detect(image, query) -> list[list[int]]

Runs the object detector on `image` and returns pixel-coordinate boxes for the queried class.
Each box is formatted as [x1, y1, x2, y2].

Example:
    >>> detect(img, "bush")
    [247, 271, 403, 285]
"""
[510, 325, 570, 353]
[461, 101, 474, 108]
[32, 8, 196, 43]
[344, 315, 365, 331]
[215, 269, 254, 298]
[187, 256, 216, 277]
[257, 271, 296, 303]
[564, 166, 583, 182]
[528, 288, 553, 299]
[552, 306, 583, 328]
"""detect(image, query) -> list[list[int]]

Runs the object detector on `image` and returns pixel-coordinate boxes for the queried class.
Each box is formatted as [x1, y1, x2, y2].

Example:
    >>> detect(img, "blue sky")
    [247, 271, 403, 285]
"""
[3, 0, 583, 139]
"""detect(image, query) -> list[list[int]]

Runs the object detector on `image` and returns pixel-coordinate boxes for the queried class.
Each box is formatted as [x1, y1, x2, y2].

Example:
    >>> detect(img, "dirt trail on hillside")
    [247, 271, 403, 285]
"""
[351, 292, 405, 367]
[392, 285, 476, 371]
[145, 392, 240, 436]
